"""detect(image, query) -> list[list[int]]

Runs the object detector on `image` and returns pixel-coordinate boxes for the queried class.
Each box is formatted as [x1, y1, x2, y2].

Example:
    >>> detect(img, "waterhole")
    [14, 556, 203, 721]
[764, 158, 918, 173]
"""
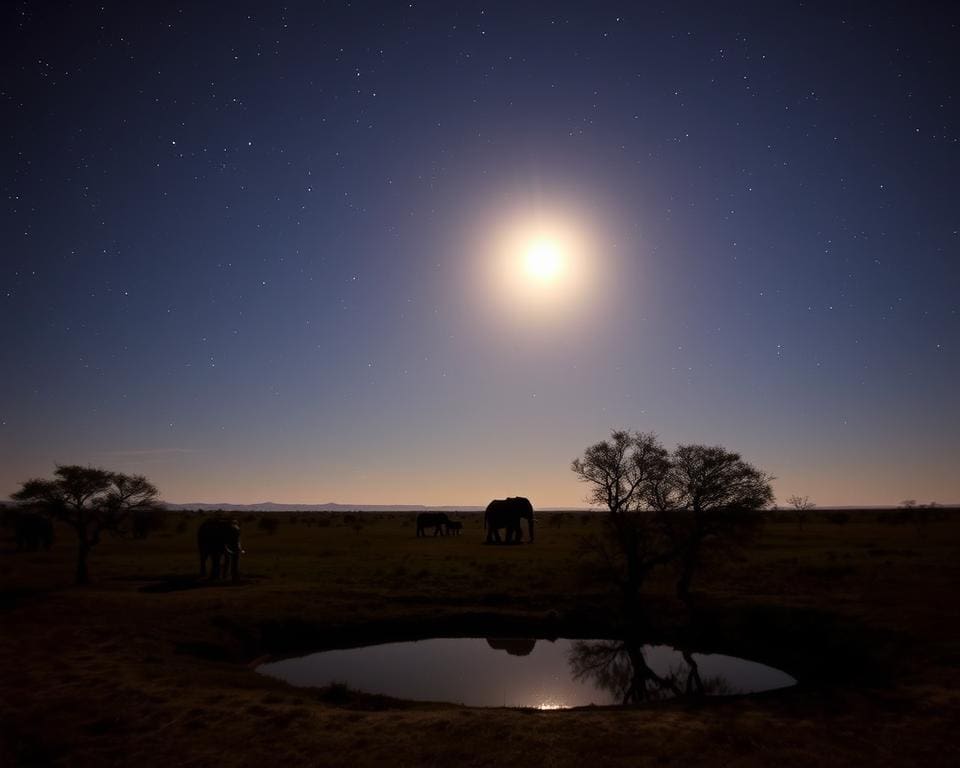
[259, 637, 796, 708]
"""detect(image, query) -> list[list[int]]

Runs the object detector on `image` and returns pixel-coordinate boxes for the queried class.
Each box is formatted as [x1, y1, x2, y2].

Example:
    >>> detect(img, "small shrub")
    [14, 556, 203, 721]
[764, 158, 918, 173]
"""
[257, 516, 280, 534]
[321, 682, 351, 704]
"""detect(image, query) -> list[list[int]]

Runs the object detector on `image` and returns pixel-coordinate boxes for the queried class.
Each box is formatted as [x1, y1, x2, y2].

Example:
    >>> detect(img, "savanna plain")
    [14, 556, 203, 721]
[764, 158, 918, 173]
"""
[2, 508, 959, 767]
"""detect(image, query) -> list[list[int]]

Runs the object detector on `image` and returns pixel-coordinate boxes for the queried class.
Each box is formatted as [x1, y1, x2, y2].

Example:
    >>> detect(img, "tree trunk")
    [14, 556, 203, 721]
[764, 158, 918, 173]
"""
[676, 547, 696, 602]
[676, 513, 704, 602]
[622, 527, 645, 607]
[622, 574, 639, 608]
[76, 537, 90, 585]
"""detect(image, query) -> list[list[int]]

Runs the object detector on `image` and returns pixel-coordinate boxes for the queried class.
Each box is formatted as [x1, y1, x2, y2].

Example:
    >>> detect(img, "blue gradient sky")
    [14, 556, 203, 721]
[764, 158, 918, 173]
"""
[3, 2, 958, 506]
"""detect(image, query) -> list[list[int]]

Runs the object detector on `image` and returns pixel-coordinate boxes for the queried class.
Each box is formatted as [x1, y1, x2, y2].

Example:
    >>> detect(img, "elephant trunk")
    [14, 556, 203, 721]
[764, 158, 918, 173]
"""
[527, 516, 535, 543]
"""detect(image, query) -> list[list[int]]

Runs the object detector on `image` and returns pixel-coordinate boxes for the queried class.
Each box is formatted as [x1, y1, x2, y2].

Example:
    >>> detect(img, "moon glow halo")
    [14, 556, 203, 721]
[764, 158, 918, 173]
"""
[466, 198, 609, 334]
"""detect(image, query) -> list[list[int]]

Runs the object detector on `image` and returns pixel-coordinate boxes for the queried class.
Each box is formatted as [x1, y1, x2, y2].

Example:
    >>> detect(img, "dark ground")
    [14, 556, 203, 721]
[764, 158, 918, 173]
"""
[1, 509, 958, 766]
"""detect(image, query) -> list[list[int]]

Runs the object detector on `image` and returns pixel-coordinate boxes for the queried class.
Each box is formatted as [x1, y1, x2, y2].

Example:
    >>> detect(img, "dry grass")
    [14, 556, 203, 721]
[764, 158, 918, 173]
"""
[1, 509, 959, 766]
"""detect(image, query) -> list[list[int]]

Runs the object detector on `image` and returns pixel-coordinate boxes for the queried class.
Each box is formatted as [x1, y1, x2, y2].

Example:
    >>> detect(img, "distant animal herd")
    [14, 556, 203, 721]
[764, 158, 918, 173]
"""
[412, 497, 534, 543]
[196, 496, 534, 582]
[5, 496, 534, 585]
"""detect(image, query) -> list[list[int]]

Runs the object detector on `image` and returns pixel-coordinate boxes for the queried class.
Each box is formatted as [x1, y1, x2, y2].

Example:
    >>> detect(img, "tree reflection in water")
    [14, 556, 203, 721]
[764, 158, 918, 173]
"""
[568, 639, 733, 704]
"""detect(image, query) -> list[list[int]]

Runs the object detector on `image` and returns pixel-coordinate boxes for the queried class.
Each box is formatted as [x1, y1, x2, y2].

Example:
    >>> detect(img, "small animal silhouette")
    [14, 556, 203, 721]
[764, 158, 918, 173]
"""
[14, 512, 54, 551]
[416, 512, 451, 537]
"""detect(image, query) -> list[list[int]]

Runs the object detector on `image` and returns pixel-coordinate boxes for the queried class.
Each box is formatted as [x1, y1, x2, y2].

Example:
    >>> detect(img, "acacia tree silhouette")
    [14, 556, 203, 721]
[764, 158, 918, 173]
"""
[572, 431, 774, 603]
[571, 431, 674, 605]
[786, 494, 815, 530]
[12, 465, 161, 584]
[662, 445, 774, 600]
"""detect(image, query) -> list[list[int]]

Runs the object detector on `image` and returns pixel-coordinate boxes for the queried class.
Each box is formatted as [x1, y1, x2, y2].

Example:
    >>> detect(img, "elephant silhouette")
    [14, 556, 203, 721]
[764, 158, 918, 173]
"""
[197, 518, 242, 581]
[485, 637, 537, 656]
[444, 520, 463, 536]
[14, 511, 54, 552]
[484, 497, 534, 544]
[416, 512, 451, 537]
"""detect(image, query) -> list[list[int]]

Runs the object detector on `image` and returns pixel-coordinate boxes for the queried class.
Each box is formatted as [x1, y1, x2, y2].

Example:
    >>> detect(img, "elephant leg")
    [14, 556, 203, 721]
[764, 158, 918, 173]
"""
[200, 551, 208, 576]
[212, 553, 221, 580]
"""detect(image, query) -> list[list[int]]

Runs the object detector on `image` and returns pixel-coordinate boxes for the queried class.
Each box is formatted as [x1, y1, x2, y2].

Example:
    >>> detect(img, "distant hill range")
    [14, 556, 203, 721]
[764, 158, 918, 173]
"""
[162, 502, 589, 512]
[163, 502, 488, 513]
[160, 502, 958, 513]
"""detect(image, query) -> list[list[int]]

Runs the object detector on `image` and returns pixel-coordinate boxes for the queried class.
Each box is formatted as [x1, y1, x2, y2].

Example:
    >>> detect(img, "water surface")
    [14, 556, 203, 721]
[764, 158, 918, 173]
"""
[259, 637, 796, 708]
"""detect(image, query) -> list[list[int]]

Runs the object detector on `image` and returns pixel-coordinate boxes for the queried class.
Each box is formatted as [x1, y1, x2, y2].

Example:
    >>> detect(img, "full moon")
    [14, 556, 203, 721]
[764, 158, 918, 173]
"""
[469, 197, 609, 331]
[524, 238, 564, 282]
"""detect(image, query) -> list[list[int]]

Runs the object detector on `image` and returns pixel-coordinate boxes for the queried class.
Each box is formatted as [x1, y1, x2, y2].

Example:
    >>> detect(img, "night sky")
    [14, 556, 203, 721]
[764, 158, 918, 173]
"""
[3, 2, 958, 506]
